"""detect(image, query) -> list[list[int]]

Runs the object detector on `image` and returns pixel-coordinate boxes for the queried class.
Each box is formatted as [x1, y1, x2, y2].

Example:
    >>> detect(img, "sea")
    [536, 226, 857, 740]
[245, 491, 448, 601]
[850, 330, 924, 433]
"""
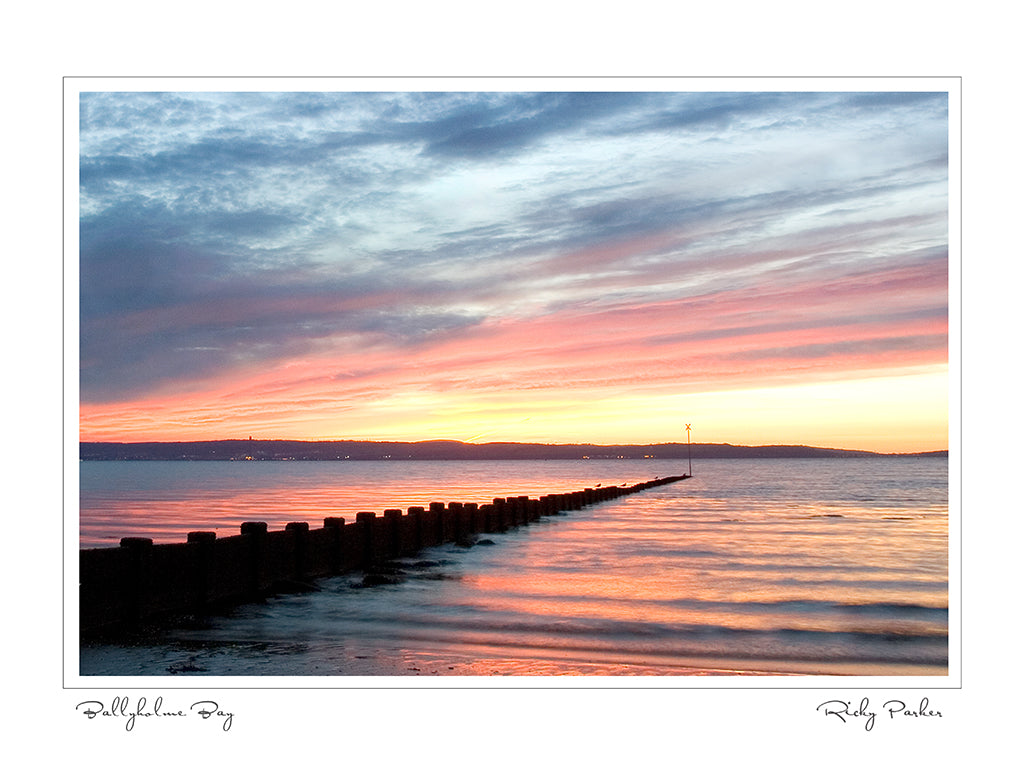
[77, 456, 949, 677]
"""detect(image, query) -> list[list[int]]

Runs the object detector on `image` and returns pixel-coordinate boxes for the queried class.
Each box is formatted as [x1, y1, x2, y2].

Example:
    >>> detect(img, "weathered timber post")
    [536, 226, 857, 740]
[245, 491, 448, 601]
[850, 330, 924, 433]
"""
[285, 522, 310, 580]
[507, 497, 523, 525]
[323, 517, 346, 573]
[410, 505, 433, 547]
[119, 536, 153, 624]
[527, 499, 541, 521]
[186, 531, 216, 612]
[467, 502, 484, 533]
[341, 519, 364, 569]
[459, 502, 476, 537]
[429, 502, 446, 543]
[407, 507, 425, 552]
[516, 496, 530, 524]
[383, 509, 403, 558]
[240, 521, 269, 596]
[448, 502, 466, 541]
[481, 503, 497, 532]
[355, 512, 377, 565]
[439, 502, 456, 542]
[493, 498, 509, 530]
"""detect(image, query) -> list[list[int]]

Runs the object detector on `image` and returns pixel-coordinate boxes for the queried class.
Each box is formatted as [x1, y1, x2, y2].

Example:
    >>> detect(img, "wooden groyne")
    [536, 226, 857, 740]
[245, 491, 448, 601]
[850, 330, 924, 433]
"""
[79, 475, 689, 635]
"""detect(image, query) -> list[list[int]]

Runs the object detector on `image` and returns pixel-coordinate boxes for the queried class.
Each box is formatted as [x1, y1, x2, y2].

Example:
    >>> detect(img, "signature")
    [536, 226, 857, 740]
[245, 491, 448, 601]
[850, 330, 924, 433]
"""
[816, 697, 942, 731]
[75, 697, 234, 731]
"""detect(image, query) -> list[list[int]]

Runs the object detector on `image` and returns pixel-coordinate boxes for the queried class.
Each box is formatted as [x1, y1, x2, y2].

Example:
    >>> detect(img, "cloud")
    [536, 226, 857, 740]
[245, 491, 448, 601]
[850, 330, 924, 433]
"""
[79, 197, 490, 401]
[78, 90, 950, 435]
[419, 92, 655, 159]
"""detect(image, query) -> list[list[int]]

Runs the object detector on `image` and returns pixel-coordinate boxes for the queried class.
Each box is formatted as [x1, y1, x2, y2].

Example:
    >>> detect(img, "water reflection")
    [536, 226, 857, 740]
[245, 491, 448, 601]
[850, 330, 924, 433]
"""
[79, 458, 948, 676]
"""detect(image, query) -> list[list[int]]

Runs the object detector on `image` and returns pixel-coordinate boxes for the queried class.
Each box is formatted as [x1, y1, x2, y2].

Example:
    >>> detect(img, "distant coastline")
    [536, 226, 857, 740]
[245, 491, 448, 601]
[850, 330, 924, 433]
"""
[79, 439, 948, 462]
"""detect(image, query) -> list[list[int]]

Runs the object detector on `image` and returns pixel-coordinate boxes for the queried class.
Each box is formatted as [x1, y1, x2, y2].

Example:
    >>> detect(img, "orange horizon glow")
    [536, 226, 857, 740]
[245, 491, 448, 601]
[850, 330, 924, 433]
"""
[79, 365, 949, 454]
[78, 269, 949, 452]
[78, 268, 949, 453]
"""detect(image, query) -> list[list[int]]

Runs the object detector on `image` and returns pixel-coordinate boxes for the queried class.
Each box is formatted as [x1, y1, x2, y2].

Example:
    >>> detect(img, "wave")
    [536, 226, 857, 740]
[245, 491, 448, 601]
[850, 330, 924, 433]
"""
[187, 602, 948, 670]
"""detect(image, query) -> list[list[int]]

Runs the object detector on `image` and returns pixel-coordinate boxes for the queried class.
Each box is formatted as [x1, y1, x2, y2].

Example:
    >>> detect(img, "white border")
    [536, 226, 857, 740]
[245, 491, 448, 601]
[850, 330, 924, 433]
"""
[64, 76, 961, 694]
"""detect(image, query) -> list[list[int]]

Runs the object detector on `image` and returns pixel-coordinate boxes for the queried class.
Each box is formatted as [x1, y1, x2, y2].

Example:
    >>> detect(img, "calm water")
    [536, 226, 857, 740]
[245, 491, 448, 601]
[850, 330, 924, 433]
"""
[78, 457, 949, 677]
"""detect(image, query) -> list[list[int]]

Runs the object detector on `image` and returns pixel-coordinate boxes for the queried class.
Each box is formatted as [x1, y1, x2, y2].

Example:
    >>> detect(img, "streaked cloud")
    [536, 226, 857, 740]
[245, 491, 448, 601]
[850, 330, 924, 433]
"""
[79, 89, 949, 449]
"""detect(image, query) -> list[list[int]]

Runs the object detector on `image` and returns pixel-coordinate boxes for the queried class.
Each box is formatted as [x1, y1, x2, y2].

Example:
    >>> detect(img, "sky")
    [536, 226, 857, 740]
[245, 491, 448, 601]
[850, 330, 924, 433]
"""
[77, 89, 950, 452]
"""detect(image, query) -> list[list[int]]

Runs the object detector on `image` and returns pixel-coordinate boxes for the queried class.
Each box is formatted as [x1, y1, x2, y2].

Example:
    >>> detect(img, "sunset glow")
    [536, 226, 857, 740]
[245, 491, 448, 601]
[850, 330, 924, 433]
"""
[77, 87, 952, 452]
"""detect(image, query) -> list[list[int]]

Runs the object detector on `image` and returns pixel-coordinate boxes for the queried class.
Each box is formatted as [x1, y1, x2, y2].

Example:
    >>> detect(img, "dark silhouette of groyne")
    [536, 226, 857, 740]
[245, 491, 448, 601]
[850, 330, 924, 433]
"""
[80, 475, 689, 636]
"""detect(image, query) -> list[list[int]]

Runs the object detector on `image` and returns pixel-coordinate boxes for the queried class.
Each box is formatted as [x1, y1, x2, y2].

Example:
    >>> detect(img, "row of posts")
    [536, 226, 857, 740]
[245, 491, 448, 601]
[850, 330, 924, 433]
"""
[81, 476, 688, 634]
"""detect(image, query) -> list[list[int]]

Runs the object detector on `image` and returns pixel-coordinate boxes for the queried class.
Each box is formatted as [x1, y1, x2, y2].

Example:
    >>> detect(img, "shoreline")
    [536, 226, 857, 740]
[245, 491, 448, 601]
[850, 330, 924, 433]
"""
[79, 439, 948, 462]
[80, 637, 944, 677]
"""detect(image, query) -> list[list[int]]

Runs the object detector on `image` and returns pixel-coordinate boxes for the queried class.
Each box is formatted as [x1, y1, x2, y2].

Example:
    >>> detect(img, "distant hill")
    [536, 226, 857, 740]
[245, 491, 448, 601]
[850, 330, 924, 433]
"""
[78, 439, 947, 461]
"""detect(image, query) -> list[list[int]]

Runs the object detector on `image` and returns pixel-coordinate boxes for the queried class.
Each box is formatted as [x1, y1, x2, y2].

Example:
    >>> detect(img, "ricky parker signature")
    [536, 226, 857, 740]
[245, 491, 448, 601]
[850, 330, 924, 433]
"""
[816, 697, 942, 732]
[76, 697, 234, 731]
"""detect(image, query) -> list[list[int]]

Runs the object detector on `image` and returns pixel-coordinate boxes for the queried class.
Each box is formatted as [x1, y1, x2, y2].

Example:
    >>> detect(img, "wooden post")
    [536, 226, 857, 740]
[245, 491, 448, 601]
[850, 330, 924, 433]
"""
[323, 517, 346, 573]
[355, 512, 377, 565]
[240, 521, 269, 595]
[407, 507, 425, 552]
[285, 522, 310, 580]
[118, 537, 153, 624]
[186, 531, 216, 613]
[383, 509, 403, 558]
